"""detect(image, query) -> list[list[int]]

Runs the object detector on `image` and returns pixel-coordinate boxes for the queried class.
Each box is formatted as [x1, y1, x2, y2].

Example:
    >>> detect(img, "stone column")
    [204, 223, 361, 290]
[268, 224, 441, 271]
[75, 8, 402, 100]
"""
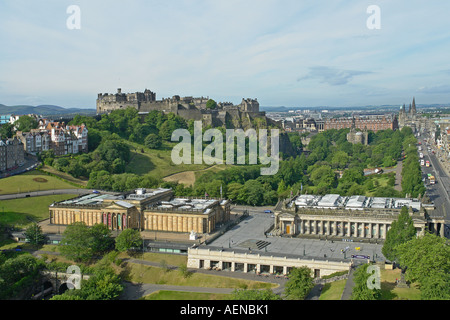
[298, 220, 303, 235]
[231, 262, 235, 272]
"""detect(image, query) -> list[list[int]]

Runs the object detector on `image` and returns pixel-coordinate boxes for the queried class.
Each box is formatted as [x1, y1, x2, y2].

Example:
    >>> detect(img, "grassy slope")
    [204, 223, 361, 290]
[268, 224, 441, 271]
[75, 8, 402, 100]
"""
[124, 141, 223, 181]
[0, 194, 78, 227]
[0, 171, 78, 195]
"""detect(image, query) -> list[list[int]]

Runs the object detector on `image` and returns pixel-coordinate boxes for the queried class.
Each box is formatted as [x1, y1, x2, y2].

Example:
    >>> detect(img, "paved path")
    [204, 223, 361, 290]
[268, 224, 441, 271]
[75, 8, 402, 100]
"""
[121, 258, 287, 299]
[340, 265, 357, 300]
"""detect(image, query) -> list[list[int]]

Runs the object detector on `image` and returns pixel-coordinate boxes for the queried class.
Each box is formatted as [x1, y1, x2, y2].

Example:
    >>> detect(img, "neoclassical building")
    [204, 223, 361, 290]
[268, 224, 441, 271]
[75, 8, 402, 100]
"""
[49, 188, 231, 234]
[273, 194, 444, 240]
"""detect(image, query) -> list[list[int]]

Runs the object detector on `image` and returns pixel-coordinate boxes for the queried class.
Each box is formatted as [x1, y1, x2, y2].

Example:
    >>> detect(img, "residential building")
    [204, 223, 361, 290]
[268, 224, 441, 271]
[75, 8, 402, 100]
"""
[0, 136, 25, 172]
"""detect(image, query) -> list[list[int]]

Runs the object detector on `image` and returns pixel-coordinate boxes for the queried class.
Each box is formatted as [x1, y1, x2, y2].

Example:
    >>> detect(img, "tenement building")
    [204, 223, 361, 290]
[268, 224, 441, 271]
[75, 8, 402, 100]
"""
[0, 137, 25, 172]
[49, 188, 231, 234]
[274, 194, 445, 240]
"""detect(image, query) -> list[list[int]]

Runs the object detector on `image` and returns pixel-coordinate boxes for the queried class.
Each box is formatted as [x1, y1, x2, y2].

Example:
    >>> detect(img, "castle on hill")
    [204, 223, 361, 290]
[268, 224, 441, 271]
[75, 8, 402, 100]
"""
[96, 88, 270, 129]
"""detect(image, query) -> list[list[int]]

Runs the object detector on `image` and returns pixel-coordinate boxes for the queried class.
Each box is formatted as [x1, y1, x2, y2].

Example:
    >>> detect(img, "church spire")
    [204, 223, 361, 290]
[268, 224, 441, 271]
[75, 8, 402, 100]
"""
[411, 97, 416, 115]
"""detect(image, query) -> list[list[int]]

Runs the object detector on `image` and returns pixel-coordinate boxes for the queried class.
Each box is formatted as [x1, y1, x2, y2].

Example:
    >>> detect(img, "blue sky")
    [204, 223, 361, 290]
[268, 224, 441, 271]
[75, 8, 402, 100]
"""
[1, 0, 450, 109]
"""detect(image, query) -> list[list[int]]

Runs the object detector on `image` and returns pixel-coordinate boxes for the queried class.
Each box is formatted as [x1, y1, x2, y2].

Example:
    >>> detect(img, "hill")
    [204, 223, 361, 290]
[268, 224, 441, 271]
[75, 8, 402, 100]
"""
[0, 104, 96, 116]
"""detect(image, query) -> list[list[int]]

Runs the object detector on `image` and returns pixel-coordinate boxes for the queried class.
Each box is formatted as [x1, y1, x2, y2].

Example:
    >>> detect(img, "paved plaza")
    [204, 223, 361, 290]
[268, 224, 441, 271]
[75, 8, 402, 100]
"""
[209, 212, 386, 263]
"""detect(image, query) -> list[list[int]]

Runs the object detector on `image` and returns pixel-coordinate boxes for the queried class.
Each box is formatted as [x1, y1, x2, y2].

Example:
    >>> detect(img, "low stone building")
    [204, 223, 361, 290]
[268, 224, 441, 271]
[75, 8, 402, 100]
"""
[187, 246, 352, 277]
[49, 188, 231, 235]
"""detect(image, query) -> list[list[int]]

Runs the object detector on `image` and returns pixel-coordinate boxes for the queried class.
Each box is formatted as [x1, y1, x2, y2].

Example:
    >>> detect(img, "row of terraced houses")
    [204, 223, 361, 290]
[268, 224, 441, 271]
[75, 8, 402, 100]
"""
[0, 119, 88, 173]
[15, 119, 88, 156]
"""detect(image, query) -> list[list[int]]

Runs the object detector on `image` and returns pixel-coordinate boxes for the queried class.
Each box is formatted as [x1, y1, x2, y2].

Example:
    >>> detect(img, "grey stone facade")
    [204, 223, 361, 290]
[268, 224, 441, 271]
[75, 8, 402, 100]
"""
[0, 136, 25, 172]
[96, 88, 270, 129]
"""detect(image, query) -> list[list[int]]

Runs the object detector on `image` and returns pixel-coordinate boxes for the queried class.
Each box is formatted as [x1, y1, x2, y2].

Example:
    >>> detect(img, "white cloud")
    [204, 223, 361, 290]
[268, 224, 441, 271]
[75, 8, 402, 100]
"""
[0, 0, 449, 108]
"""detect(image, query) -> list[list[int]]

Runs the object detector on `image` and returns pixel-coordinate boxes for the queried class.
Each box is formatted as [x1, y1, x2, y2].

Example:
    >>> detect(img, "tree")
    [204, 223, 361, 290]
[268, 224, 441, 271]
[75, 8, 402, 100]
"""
[144, 133, 162, 149]
[350, 264, 382, 300]
[419, 270, 450, 300]
[115, 228, 142, 252]
[206, 99, 217, 110]
[284, 266, 314, 300]
[396, 232, 450, 287]
[0, 254, 45, 299]
[51, 267, 123, 300]
[14, 115, 38, 132]
[60, 222, 113, 262]
[382, 206, 416, 262]
[24, 223, 46, 246]
[0, 122, 14, 139]
[90, 223, 114, 254]
[60, 222, 94, 262]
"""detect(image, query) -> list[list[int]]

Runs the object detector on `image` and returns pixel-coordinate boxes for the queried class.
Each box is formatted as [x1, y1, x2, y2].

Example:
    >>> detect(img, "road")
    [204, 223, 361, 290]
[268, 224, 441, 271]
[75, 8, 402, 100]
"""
[419, 137, 450, 221]
[0, 189, 118, 200]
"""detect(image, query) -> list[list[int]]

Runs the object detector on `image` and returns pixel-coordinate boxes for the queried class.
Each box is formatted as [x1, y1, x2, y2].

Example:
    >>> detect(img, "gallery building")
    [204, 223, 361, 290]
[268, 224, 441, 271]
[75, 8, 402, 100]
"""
[49, 188, 231, 234]
[274, 194, 444, 240]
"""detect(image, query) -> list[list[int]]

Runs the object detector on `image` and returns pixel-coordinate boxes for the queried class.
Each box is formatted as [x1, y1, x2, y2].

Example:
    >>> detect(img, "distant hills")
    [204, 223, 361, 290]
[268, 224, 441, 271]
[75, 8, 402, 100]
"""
[0, 104, 96, 116]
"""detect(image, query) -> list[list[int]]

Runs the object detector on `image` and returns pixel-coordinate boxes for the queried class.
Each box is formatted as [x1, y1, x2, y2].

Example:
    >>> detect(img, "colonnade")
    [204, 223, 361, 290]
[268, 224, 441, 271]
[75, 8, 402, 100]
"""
[291, 219, 391, 239]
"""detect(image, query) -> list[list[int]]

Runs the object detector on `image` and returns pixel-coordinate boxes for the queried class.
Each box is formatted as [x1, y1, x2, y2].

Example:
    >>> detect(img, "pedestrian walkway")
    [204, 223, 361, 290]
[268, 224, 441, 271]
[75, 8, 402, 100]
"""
[340, 266, 356, 300]
[121, 257, 287, 299]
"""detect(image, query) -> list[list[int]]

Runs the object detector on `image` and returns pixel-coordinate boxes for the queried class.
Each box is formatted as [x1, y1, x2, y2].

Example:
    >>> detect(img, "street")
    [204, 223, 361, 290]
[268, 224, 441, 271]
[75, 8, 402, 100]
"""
[418, 134, 450, 237]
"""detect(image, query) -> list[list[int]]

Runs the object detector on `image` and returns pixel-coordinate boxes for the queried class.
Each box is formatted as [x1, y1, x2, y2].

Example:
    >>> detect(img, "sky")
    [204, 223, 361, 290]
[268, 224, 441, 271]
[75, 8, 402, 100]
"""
[0, 0, 450, 109]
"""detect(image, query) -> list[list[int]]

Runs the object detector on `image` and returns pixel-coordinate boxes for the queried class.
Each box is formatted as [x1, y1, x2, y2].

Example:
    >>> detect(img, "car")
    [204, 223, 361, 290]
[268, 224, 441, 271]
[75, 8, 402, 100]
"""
[264, 210, 273, 214]
[92, 190, 100, 194]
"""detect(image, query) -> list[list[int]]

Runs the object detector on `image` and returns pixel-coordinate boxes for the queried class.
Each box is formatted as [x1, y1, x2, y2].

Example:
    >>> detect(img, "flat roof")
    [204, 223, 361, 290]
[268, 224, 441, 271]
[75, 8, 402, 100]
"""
[291, 194, 421, 211]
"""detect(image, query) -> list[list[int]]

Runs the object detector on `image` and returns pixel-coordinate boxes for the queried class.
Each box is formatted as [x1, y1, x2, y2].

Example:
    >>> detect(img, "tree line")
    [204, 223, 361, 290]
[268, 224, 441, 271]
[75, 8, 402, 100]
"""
[38, 108, 426, 205]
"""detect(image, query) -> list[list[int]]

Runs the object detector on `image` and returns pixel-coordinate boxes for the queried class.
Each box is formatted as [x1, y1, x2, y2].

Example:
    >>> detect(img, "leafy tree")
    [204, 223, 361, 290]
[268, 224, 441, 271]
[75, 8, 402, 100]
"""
[396, 232, 450, 287]
[115, 228, 143, 252]
[0, 254, 45, 299]
[350, 264, 382, 300]
[60, 222, 112, 262]
[419, 270, 450, 300]
[206, 99, 217, 110]
[284, 266, 314, 300]
[14, 115, 38, 132]
[90, 223, 114, 254]
[382, 206, 417, 262]
[51, 267, 123, 300]
[24, 223, 46, 246]
[0, 122, 14, 139]
[144, 133, 162, 149]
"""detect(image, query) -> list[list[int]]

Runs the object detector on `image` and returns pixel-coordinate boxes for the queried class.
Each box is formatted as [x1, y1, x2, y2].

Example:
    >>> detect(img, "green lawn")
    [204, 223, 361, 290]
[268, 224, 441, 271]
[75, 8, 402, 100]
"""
[0, 171, 78, 195]
[380, 269, 421, 300]
[319, 279, 347, 300]
[125, 141, 217, 180]
[0, 194, 78, 228]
